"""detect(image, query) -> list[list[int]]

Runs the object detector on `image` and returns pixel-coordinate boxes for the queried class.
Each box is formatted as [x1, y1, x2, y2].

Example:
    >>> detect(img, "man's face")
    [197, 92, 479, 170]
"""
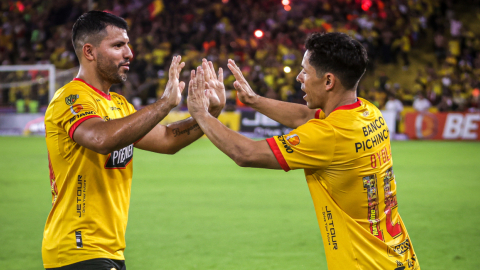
[296, 50, 325, 109]
[96, 26, 133, 84]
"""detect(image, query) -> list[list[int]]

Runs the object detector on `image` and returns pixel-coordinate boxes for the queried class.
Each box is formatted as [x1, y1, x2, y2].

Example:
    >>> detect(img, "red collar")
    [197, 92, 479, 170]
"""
[73, 78, 111, 100]
[331, 99, 362, 112]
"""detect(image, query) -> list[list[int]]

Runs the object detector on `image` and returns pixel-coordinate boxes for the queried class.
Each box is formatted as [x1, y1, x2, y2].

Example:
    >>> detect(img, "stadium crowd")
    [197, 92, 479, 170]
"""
[1, 0, 479, 113]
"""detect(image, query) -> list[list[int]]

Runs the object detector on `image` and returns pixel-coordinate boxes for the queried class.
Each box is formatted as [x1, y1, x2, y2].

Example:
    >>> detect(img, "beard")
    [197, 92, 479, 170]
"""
[97, 52, 128, 84]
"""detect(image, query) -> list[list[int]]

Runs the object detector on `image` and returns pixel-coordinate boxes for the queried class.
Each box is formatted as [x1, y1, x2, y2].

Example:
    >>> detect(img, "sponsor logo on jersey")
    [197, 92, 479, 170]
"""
[65, 94, 79, 105]
[69, 111, 96, 123]
[70, 104, 83, 115]
[277, 135, 293, 153]
[388, 238, 411, 257]
[286, 134, 300, 146]
[104, 144, 134, 169]
[322, 206, 338, 250]
[394, 260, 405, 270]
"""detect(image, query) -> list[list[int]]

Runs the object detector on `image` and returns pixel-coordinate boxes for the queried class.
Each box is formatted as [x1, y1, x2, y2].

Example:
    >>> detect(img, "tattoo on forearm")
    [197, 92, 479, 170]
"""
[172, 124, 200, 137]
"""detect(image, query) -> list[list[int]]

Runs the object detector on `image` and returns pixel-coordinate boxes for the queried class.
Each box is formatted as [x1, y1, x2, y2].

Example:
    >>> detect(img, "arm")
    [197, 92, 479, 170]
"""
[187, 66, 281, 169]
[74, 56, 187, 155]
[227, 59, 317, 128]
[135, 60, 226, 154]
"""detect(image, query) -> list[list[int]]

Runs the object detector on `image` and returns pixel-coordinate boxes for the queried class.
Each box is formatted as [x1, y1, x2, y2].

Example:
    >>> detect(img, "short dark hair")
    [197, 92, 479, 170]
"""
[305, 32, 368, 90]
[72, 11, 128, 53]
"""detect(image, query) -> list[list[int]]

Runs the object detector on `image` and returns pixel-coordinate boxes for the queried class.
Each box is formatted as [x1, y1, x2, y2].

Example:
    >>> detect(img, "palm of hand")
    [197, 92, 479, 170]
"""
[202, 60, 226, 108]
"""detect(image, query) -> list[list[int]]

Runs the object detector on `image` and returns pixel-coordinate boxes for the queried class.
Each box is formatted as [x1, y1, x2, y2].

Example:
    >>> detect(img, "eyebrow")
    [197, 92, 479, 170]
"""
[112, 40, 129, 45]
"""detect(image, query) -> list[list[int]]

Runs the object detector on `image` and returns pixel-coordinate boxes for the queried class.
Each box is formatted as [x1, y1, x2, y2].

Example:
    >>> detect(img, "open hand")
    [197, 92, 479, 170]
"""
[227, 59, 258, 106]
[187, 67, 211, 118]
[202, 59, 225, 115]
[161, 55, 186, 108]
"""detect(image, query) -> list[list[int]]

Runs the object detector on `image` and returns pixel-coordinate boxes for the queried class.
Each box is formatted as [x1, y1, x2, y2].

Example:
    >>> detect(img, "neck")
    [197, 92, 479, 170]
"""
[76, 65, 111, 95]
[322, 91, 358, 117]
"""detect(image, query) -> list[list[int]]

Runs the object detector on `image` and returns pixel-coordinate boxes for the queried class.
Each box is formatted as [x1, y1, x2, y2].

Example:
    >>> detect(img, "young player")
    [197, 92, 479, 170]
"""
[43, 11, 224, 269]
[187, 32, 420, 270]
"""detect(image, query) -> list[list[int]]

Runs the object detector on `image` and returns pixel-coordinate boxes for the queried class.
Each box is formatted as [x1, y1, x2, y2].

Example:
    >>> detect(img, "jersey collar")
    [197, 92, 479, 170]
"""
[73, 78, 111, 101]
[331, 98, 362, 112]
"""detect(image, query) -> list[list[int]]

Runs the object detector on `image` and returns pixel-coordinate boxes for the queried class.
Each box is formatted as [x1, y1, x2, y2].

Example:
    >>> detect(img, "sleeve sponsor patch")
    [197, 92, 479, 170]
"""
[286, 134, 300, 146]
[70, 104, 83, 115]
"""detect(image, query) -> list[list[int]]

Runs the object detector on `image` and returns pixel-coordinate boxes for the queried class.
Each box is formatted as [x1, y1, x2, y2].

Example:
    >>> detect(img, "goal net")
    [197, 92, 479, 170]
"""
[0, 64, 78, 113]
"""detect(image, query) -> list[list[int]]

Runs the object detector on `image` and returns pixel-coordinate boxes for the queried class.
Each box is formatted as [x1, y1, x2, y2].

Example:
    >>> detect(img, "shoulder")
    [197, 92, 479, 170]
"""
[298, 118, 336, 140]
[110, 92, 128, 102]
[51, 81, 91, 104]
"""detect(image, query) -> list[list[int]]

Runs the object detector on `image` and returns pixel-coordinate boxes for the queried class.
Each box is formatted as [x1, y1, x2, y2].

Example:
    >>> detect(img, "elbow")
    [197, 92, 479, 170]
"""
[164, 148, 180, 155]
[90, 134, 115, 155]
[95, 143, 114, 155]
[232, 152, 254, 168]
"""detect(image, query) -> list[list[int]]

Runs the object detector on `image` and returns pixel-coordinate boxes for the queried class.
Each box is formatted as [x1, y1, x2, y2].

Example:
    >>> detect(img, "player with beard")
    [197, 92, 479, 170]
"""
[43, 11, 225, 270]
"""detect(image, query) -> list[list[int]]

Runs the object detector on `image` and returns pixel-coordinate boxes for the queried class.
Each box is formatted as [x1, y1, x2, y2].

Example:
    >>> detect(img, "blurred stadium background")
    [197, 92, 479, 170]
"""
[1, 0, 480, 269]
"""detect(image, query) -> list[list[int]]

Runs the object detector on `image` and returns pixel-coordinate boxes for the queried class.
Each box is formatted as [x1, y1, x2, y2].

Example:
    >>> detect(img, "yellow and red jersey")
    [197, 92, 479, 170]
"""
[43, 78, 137, 268]
[267, 98, 420, 270]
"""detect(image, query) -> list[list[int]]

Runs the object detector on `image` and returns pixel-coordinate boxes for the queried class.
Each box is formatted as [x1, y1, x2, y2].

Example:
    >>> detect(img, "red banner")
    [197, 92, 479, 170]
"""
[405, 112, 480, 140]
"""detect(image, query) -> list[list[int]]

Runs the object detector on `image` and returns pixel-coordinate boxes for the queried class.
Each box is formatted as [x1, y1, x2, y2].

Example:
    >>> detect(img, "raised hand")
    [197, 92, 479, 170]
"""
[187, 67, 210, 118]
[227, 59, 258, 106]
[202, 59, 225, 114]
[161, 55, 186, 108]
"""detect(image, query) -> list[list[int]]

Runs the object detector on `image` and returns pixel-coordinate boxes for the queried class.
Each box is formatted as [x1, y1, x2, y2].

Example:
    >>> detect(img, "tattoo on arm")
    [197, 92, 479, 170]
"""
[172, 123, 200, 137]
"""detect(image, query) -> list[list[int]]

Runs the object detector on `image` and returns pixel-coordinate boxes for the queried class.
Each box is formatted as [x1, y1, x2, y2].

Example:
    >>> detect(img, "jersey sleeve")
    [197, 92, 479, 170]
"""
[53, 87, 102, 140]
[266, 119, 336, 172]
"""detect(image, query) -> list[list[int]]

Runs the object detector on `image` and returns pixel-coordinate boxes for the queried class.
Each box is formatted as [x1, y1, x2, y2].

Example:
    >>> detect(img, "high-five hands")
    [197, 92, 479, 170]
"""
[227, 59, 259, 106]
[202, 59, 225, 116]
[187, 66, 211, 118]
[161, 56, 186, 108]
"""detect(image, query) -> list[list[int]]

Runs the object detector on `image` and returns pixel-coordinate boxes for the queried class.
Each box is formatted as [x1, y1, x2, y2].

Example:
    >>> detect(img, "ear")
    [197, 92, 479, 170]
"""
[325, 73, 336, 91]
[82, 44, 96, 62]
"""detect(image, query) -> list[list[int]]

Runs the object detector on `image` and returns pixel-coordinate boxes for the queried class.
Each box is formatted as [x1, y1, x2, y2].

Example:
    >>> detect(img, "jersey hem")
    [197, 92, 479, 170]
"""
[266, 137, 291, 172]
[43, 254, 125, 269]
[68, 115, 102, 140]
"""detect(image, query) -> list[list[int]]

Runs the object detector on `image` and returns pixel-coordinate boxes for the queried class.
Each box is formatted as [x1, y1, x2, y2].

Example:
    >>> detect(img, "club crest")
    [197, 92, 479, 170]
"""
[65, 94, 79, 106]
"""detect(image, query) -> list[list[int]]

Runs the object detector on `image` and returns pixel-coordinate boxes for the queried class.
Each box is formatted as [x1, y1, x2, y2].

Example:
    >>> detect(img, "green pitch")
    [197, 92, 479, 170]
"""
[0, 137, 479, 269]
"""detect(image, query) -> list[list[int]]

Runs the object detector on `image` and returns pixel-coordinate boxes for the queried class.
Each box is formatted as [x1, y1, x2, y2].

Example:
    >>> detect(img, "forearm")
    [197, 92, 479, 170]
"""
[76, 98, 174, 154]
[194, 112, 274, 168]
[134, 107, 222, 154]
[162, 117, 203, 153]
[248, 96, 317, 128]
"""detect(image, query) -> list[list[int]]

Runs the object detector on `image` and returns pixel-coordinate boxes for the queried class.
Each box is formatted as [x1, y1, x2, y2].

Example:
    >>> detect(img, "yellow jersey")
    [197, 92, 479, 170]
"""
[267, 98, 420, 270]
[43, 78, 137, 268]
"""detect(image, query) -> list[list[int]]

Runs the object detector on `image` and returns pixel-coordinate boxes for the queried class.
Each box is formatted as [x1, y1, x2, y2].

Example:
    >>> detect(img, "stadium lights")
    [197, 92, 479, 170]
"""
[284, 66, 291, 73]
[254, 30, 264, 38]
[361, 0, 372, 11]
[284, 5, 291, 11]
[282, 0, 290, 5]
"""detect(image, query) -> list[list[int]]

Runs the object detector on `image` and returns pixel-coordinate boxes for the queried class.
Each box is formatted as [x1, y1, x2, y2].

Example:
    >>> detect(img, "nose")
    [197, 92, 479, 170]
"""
[296, 72, 303, 83]
[124, 45, 133, 61]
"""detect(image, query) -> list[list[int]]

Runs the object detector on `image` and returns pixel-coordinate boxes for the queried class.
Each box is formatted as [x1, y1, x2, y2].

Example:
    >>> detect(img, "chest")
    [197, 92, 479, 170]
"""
[95, 96, 130, 120]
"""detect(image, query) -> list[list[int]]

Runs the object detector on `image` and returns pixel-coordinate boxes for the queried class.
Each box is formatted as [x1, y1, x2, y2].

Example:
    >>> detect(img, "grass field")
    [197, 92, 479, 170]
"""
[0, 137, 479, 270]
